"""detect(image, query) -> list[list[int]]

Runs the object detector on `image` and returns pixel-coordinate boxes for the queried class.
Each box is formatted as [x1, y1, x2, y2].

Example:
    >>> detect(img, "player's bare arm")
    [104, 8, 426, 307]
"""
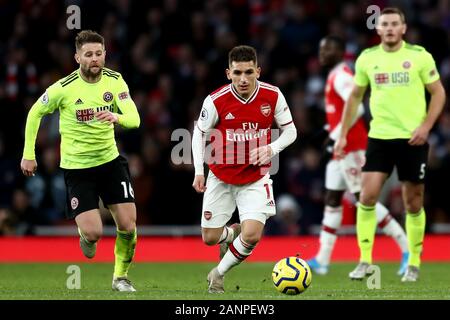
[334, 84, 367, 159]
[409, 79, 446, 146]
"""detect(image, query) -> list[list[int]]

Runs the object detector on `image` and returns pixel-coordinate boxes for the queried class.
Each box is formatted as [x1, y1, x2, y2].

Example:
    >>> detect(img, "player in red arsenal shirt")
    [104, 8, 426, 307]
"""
[307, 36, 409, 276]
[192, 45, 297, 293]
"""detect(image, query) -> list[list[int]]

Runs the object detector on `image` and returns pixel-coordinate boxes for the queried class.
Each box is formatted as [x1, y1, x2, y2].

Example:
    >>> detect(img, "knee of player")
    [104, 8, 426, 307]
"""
[325, 192, 343, 207]
[83, 229, 102, 242]
[118, 222, 136, 233]
[240, 233, 261, 246]
[405, 202, 423, 214]
[404, 194, 423, 213]
[359, 193, 378, 207]
[202, 232, 219, 246]
[325, 199, 341, 208]
[202, 238, 219, 246]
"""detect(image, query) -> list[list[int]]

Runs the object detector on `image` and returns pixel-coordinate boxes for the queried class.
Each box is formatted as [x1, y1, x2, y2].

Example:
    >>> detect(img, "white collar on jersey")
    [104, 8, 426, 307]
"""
[230, 80, 260, 104]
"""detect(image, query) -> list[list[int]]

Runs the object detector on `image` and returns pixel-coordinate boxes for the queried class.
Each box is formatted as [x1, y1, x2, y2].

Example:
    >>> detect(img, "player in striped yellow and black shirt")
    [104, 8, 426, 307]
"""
[21, 30, 140, 292]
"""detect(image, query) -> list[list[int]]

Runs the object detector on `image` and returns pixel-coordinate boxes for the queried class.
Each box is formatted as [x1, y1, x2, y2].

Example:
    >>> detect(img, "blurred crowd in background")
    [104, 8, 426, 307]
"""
[1, 0, 450, 236]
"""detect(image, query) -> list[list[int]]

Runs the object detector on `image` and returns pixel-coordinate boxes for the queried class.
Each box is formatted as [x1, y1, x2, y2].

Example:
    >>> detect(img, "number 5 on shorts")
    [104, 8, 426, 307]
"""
[419, 163, 426, 180]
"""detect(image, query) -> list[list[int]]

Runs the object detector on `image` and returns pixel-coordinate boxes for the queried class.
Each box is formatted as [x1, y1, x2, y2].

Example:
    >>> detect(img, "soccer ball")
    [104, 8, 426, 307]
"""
[272, 257, 312, 295]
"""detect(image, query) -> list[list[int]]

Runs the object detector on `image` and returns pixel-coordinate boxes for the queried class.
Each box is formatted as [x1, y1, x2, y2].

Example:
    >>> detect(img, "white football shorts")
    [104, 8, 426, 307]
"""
[201, 171, 276, 228]
[325, 150, 365, 194]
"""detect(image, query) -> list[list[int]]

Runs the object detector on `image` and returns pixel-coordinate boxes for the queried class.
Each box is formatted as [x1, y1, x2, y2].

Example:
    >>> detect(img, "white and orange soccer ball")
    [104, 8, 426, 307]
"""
[272, 257, 312, 295]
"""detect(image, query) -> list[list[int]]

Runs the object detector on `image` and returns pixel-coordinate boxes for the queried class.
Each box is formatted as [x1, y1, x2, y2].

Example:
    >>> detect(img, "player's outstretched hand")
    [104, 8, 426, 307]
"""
[250, 145, 273, 166]
[408, 125, 430, 146]
[95, 111, 118, 124]
[192, 175, 206, 193]
[21, 159, 37, 177]
[333, 137, 347, 160]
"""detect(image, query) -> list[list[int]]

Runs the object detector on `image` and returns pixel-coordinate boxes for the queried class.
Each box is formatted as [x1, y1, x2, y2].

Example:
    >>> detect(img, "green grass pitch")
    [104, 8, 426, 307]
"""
[0, 262, 449, 300]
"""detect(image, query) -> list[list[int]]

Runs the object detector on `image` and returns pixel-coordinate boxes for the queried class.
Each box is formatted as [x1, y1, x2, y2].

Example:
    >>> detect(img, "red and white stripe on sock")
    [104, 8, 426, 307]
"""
[321, 206, 343, 235]
[375, 202, 409, 253]
[316, 206, 342, 266]
[217, 235, 255, 275]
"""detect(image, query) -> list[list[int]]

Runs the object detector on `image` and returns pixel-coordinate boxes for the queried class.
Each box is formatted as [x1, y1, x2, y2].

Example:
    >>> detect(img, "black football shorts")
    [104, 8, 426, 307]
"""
[63, 155, 135, 218]
[362, 138, 429, 183]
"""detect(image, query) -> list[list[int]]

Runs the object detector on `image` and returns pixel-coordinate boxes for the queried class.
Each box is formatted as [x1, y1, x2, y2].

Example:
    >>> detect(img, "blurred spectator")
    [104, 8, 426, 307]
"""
[8, 189, 36, 235]
[266, 194, 302, 235]
[127, 153, 153, 225]
[286, 147, 325, 234]
[0, 135, 22, 207]
[0, 208, 16, 236]
[24, 147, 65, 225]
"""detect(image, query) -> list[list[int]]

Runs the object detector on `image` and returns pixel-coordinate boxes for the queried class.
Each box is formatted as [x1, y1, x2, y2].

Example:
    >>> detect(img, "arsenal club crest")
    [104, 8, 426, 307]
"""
[260, 104, 271, 117]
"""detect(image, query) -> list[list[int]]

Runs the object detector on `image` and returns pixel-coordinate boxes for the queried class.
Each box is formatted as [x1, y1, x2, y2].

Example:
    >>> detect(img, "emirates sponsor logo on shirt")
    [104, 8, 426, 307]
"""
[260, 104, 271, 117]
[225, 122, 270, 142]
[226, 128, 270, 142]
[171, 122, 281, 174]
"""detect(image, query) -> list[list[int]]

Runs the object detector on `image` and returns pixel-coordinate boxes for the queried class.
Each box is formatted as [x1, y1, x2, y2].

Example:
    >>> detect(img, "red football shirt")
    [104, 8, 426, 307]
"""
[197, 81, 293, 184]
[325, 62, 367, 153]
